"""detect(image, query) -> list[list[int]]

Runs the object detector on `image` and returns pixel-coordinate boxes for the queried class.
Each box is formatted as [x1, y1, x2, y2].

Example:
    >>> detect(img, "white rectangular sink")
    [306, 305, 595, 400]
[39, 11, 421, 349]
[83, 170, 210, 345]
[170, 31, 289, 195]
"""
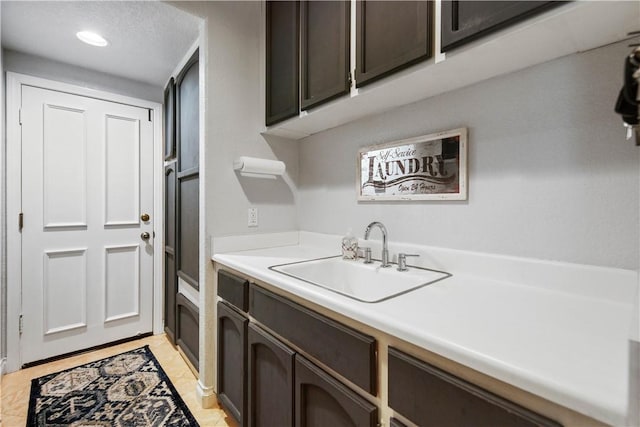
[269, 256, 451, 303]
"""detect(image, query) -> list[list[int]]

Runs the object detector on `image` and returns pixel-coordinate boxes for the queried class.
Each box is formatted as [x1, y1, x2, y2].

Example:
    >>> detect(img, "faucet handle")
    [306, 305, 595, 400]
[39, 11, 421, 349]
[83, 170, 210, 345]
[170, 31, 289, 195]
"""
[397, 253, 420, 271]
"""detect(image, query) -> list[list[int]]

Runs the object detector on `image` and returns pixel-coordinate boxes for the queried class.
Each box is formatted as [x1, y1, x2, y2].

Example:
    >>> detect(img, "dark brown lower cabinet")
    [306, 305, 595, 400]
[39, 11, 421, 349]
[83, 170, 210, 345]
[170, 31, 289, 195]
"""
[175, 293, 199, 370]
[217, 301, 248, 426]
[388, 347, 562, 427]
[163, 250, 176, 344]
[248, 324, 295, 427]
[295, 355, 378, 427]
[250, 284, 377, 395]
[218, 269, 249, 312]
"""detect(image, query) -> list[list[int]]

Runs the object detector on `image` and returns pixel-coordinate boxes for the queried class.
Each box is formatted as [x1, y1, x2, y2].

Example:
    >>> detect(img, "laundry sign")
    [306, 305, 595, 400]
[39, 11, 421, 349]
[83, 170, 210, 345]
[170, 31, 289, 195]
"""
[358, 128, 468, 201]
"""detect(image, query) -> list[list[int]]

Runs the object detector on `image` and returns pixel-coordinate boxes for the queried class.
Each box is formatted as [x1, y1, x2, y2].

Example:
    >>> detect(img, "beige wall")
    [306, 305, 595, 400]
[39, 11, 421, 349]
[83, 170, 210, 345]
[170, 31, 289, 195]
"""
[2, 49, 162, 103]
[169, 0, 300, 401]
[298, 40, 639, 270]
[1, 6, 5, 364]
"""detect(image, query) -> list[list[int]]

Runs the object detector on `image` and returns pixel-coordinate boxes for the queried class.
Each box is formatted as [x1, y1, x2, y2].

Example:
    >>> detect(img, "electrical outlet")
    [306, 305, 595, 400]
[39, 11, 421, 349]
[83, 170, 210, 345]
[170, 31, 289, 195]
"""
[248, 207, 258, 227]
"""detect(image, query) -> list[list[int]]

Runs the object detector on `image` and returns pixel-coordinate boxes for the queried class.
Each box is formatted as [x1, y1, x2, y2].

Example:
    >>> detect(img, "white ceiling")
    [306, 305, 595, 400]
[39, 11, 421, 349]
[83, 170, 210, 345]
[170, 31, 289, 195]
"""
[1, 0, 202, 88]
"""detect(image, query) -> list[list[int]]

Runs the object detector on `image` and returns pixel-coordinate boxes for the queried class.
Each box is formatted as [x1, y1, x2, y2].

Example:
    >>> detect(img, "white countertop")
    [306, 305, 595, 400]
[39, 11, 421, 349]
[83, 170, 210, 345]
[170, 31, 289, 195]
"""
[212, 232, 638, 426]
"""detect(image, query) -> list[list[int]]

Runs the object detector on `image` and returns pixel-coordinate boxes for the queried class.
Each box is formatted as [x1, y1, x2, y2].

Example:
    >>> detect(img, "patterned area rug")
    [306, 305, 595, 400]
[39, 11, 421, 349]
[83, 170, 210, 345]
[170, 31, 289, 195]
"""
[27, 346, 199, 427]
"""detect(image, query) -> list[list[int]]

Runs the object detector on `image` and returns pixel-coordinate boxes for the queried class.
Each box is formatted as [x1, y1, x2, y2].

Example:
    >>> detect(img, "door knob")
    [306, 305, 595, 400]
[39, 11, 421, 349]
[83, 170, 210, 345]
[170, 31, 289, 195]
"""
[141, 232, 150, 240]
[141, 213, 150, 222]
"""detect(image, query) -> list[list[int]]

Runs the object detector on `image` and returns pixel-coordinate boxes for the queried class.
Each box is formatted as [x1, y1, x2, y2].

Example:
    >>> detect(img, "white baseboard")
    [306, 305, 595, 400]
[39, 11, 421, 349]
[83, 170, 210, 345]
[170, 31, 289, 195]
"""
[196, 380, 217, 409]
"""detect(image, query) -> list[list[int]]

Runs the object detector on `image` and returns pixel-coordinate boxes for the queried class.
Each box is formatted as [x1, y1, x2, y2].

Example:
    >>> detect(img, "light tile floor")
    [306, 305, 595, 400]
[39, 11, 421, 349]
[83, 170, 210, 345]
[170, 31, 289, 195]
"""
[0, 334, 235, 427]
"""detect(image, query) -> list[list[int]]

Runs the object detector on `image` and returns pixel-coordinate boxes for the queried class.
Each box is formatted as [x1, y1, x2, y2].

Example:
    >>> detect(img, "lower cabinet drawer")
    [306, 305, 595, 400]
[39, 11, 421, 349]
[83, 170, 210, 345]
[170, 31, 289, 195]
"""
[218, 269, 249, 312]
[388, 347, 562, 427]
[249, 284, 377, 395]
[295, 355, 378, 427]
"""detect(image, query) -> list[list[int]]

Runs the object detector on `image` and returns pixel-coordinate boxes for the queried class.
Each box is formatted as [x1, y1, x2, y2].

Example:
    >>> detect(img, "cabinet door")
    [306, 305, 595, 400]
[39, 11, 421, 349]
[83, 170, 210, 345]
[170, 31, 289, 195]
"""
[176, 49, 199, 290]
[248, 324, 295, 427]
[301, 1, 350, 110]
[388, 347, 562, 427]
[356, 1, 432, 88]
[266, 1, 299, 126]
[217, 301, 248, 426]
[441, 1, 559, 52]
[176, 293, 199, 371]
[163, 164, 177, 344]
[163, 78, 176, 160]
[295, 355, 377, 427]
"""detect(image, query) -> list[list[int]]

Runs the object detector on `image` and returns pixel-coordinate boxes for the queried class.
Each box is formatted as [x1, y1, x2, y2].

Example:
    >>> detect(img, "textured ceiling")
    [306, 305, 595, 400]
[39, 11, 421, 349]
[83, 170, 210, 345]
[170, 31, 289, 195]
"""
[1, 1, 201, 87]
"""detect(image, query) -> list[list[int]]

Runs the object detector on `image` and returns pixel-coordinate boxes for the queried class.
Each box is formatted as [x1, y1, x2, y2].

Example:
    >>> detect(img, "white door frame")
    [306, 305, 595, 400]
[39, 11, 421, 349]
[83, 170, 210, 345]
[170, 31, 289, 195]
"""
[5, 72, 164, 373]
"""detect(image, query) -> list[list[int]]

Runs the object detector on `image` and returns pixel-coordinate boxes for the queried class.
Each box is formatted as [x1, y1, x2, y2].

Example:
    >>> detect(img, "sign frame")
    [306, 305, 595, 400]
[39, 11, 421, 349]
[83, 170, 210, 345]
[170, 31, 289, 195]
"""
[357, 128, 468, 201]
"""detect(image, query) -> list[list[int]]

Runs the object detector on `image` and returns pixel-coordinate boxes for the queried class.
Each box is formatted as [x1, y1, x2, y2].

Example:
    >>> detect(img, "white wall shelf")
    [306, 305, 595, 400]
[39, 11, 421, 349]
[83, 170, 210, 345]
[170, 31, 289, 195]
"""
[262, 1, 639, 141]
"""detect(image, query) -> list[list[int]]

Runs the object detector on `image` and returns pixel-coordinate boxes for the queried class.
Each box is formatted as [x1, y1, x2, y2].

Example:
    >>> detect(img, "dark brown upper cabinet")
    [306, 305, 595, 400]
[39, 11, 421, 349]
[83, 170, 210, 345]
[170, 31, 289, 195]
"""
[356, 1, 432, 88]
[441, 1, 561, 52]
[266, 1, 300, 126]
[163, 164, 177, 344]
[163, 78, 175, 160]
[301, 1, 350, 111]
[176, 49, 199, 290]
[177, 52, 199, 172]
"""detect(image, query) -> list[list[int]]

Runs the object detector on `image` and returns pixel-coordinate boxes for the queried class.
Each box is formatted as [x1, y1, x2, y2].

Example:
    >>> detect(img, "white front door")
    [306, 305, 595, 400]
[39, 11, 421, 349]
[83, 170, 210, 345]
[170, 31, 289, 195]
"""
[20, 85, 154, 365]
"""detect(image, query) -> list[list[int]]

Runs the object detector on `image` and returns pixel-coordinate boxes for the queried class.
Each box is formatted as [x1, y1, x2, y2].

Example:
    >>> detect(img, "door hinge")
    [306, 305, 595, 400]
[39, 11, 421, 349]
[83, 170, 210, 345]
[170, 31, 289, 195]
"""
[18, 213, 23, 231]
[148, 109, 152, 122]
[19, 314, 23, 335]
[19, 108, 22, 125]
[349, 71, 354, 88]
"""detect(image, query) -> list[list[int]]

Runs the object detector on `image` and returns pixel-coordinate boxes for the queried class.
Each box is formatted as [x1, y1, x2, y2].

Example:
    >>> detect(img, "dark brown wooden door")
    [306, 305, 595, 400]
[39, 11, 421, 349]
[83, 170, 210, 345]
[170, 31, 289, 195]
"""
[163, 163, 177, 344]
[266, 1, 299, 126]
[295, 355, 377, 427]
[356, 1, 432, 88]
[217, 301, 248, 426]
[248, 324, 295, 427]
[176, 50, 199, 290]
[441, 1, 560, 52]
[301, 1, 350, 110]
[388, 347, 562, 427]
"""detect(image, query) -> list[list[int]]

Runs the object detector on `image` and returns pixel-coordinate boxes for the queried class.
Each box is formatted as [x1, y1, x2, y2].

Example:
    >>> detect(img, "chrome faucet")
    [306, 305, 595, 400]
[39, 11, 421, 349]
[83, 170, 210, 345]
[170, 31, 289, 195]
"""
[364, 221, 391, 267]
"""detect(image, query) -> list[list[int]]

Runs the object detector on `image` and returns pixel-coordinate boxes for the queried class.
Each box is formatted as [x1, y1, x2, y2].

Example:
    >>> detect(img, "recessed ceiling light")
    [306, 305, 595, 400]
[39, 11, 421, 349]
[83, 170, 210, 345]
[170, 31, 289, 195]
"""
[76, 31, 108, 47]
